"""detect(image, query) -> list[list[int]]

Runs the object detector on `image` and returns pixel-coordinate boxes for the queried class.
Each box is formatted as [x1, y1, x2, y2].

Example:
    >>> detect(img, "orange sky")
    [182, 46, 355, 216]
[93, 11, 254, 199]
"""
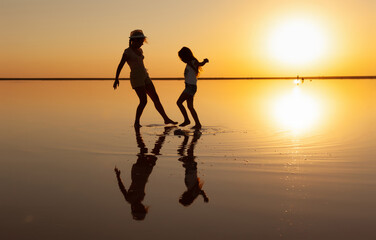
[0, 0, 375, 78]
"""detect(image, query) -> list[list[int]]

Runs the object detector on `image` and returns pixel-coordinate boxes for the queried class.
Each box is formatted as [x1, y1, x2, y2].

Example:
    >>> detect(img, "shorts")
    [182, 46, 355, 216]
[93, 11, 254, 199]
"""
[130, 70, 152, 89]
[183, 83, 197, 96]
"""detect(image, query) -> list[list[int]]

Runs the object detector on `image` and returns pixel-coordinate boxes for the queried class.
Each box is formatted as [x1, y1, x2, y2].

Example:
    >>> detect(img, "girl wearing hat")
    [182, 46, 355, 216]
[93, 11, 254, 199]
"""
[177, 47, 209, 129]
[114, 30, 177, 128]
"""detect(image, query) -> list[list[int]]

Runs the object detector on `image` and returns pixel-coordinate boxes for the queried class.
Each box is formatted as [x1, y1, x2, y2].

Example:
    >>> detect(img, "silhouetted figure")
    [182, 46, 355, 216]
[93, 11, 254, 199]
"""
[115, 126, 174, 220]
[113, 29, 177, 128]
[177, 130, 209, 206]
[177, 47, 209, 129]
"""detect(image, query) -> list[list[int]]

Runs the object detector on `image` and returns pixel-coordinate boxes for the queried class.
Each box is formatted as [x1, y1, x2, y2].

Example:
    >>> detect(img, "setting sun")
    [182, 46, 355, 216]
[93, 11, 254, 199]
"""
[268, 18, 328, 66]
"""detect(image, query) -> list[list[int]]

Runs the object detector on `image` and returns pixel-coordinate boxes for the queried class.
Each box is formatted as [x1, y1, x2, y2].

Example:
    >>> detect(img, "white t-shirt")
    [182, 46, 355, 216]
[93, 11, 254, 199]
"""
[184, 64, 197, 85]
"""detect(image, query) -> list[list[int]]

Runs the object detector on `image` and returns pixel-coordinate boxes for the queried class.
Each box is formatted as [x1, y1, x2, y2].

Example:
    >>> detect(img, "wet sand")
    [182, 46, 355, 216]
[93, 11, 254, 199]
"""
[0, 80, 375, 239]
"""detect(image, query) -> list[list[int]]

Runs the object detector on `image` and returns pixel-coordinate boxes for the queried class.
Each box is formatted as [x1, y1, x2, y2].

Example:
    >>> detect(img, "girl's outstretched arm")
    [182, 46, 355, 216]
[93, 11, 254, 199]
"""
[198, 58, 209, 66]
[114, 53, 127, 90]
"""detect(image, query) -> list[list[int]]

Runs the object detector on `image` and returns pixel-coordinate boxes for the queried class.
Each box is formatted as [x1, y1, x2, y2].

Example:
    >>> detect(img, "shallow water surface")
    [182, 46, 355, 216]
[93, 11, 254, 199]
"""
[0, 80, 375, 239]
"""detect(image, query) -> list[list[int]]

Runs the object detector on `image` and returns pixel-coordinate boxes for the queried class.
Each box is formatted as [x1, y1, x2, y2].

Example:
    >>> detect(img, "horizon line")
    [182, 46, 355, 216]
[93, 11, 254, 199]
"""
[0, 75, 375, 81]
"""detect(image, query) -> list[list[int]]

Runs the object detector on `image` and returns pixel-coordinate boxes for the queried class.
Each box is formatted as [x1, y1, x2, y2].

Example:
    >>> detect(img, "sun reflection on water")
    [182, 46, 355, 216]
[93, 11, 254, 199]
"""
[273, 85, 321, 134]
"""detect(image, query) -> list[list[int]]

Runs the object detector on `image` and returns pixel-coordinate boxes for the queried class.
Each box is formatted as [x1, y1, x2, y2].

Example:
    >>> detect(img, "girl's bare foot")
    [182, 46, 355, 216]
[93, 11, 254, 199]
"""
[179, 120, 190, 127]
[134, 122, 142, 128]
[165, 119, 178, 125]
[191, 124, 202, 129]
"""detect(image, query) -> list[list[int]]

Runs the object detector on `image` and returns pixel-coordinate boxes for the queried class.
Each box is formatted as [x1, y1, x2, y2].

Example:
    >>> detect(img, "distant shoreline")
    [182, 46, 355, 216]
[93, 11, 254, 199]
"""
[0, 76, 375, 80]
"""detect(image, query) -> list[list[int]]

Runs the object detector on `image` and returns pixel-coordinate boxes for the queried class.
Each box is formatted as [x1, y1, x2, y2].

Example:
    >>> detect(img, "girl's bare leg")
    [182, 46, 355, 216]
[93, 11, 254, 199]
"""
[177, 92, 191, 126]
[134, 87, 148, 128]
[145, 83, 177, 124]
[187, 97, 201, 129]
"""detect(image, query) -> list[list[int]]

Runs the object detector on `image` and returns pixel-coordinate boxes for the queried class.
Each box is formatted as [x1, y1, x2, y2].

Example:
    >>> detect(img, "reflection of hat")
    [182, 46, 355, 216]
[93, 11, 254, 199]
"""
[131, 203, 148, 221]
[130, 29, 146, 39]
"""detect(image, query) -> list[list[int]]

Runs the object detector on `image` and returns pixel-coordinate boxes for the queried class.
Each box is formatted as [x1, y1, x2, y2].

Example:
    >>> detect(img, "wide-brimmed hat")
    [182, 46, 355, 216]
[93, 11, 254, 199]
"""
[129, 29, 146, 39]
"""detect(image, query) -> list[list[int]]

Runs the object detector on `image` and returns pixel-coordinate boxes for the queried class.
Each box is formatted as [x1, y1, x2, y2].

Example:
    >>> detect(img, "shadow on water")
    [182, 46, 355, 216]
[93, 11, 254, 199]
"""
[114, 126, 174, 221]
[177, 129, 209, 206]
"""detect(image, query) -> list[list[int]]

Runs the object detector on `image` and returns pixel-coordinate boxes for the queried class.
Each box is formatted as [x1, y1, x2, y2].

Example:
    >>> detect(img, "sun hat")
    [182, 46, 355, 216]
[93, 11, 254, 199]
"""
[129, 29, 146, 39]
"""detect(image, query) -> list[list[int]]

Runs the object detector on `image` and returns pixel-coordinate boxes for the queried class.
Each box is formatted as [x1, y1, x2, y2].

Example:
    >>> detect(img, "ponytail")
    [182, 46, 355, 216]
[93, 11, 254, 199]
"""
[178, 47, 200, 76]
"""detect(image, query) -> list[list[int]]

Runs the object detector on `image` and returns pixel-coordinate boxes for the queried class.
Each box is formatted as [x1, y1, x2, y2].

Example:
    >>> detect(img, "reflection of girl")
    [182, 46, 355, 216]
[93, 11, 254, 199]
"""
[114, 30, 176, 128]
[114, 127, 173, 220]
[179, 161, 209, 206]
[177, 47, 209, 129]
[115, 162, 152, 220]
[178, 131, 209, 206]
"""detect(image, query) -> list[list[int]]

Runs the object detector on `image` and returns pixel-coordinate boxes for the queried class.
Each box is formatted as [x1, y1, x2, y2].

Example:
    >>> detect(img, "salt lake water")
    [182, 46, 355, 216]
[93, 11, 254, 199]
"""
[0, 79, 375, 239]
